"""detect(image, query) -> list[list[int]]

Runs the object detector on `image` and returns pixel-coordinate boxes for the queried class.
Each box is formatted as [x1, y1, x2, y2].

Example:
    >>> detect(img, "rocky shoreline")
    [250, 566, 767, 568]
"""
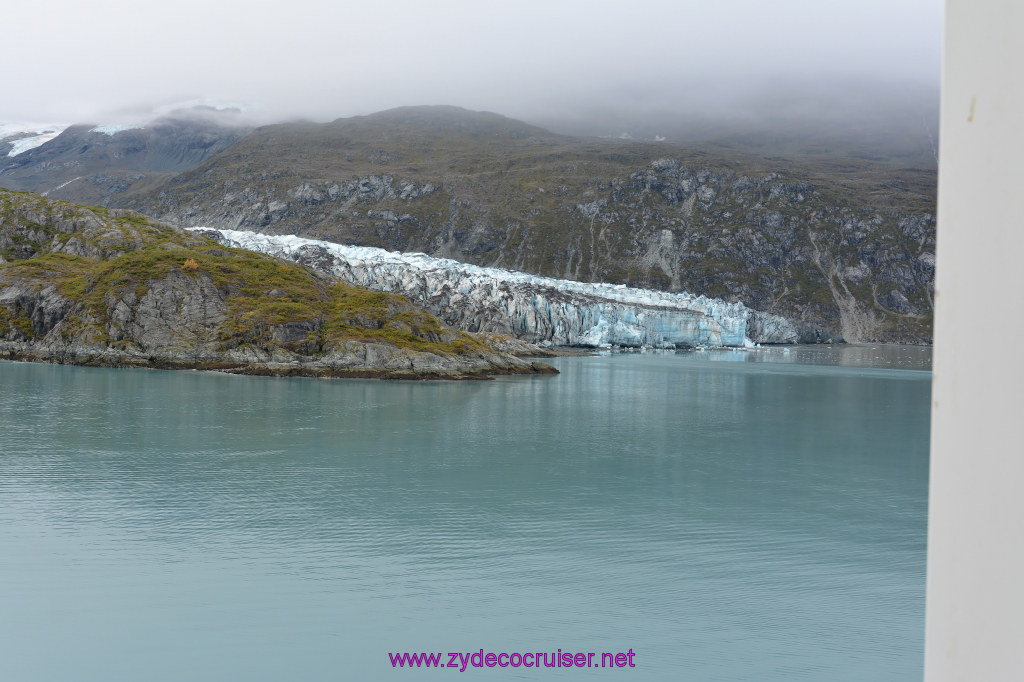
[0, 344, 558, 380]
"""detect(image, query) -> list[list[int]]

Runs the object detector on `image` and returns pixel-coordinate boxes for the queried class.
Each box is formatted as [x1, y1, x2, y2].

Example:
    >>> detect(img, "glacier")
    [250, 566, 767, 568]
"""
[90, 124, 145, 135]
[192, 228, 800, 348]
[1, 124, 69, 157]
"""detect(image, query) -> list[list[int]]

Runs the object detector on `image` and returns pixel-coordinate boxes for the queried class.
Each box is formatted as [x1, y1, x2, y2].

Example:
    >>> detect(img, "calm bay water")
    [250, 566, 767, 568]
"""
[0, 347, 931, 681]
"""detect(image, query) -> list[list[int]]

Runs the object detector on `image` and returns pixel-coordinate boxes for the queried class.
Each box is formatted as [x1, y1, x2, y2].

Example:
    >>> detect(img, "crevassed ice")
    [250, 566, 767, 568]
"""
[192, 228, 754, 348]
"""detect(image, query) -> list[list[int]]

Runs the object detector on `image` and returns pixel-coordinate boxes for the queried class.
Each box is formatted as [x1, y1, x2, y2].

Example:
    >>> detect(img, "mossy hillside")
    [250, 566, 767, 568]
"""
[1, 188, 193, 262]
[2, 241, 488, 356]
[0, 189, 491, 357]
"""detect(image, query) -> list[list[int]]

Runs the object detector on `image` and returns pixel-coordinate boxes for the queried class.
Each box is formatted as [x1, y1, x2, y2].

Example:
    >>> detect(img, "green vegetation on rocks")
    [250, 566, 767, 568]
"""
[0, 188, 555, 379]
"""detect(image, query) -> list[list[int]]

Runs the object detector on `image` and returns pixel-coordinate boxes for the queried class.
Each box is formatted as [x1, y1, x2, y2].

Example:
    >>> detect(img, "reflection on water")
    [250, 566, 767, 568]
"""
[613, 343, 932, 371]
[0, 353, 930, 681]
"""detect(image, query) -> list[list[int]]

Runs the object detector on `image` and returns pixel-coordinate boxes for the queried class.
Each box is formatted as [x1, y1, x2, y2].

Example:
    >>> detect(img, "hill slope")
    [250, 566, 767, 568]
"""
[117, 106, 936, 343]
[0, 188, 555, 378]
[0, 112, 252, 206]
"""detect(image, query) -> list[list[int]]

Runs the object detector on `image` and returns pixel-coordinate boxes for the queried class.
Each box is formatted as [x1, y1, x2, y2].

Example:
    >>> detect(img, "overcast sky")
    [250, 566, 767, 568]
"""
[2, 0, 942, 125]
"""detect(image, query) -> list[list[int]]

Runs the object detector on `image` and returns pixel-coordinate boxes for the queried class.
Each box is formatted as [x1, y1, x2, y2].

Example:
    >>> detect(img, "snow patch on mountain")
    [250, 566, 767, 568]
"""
[90, 124, 144, 135]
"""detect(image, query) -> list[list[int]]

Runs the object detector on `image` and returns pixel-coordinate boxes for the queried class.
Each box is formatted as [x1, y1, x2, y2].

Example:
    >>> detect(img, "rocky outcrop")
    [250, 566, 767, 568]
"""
[0, 189, 556, 379]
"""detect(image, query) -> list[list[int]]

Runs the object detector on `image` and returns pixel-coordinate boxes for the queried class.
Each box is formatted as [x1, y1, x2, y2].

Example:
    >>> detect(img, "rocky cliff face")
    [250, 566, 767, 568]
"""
[203, 229, 837, 347]
[117, 107, 936, 343]
[0, 189, 555, 379]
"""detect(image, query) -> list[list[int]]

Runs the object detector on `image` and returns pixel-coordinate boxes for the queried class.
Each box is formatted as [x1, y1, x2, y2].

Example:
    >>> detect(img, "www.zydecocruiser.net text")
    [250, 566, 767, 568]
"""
[389, 649, 637, 671]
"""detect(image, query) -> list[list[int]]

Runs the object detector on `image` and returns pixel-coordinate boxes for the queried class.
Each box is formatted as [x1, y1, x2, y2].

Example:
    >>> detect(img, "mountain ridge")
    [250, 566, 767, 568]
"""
[115, 106, 935, 343]
[0, 112, 254, 206]
[1, 105, 936, 343]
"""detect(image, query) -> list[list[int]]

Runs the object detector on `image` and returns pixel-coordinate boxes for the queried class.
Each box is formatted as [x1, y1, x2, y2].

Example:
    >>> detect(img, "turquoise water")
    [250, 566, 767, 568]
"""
[0, 347, 930, 680]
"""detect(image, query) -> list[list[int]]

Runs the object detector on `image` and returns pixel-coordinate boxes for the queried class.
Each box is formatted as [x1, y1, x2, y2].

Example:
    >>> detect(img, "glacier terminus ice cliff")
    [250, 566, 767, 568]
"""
[197, 229, 834, 349]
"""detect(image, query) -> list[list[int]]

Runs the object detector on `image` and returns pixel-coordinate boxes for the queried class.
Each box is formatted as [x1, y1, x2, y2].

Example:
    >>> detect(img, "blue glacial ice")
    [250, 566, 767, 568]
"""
[193, 228, 798, 348]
